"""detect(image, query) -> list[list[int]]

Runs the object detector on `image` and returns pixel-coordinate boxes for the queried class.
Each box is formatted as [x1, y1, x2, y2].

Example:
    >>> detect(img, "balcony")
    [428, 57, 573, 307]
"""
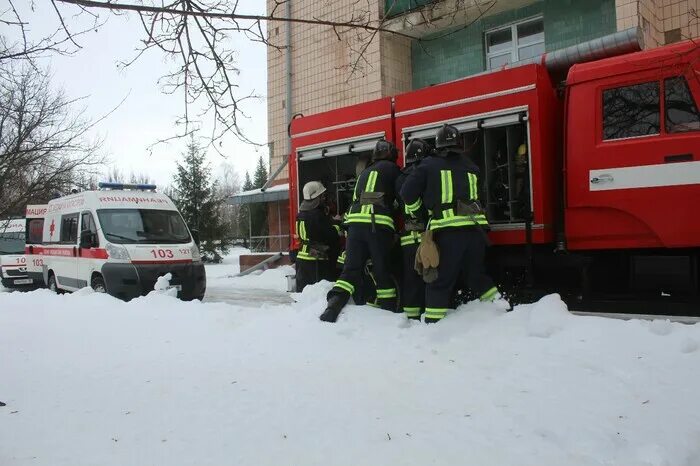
[385, 0, 541, 37]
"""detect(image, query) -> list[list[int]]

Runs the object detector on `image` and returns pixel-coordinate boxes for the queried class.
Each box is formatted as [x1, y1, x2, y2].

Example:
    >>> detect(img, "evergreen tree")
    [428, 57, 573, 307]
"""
[172, 139, 231, 263]
[253, 156, 268, 188]
[249, 156, 269, 241]
[243, 171, 253, 191]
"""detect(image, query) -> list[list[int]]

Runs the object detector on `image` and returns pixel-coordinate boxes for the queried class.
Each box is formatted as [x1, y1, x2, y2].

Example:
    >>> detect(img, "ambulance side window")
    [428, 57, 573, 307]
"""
[603, 81, 660, 140]
[60, 214, 79, 244]
[665, 76, 700, 133]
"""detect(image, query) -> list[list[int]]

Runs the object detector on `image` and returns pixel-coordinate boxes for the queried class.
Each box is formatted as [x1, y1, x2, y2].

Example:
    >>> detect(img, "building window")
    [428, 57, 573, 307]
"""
[603, 82, 660, 140]
[665, 76, 700, 133]
[485, 17, 545, 70]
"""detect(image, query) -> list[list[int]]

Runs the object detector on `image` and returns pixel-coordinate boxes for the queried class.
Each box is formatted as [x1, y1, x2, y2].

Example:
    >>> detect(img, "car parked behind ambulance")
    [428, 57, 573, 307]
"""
[40, 183, 206, 300]
[0, 218, 32, 288]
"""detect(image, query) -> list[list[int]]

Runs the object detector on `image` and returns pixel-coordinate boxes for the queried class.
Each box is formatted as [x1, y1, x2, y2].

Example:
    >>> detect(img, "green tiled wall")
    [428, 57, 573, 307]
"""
[411, 0, 617, 89]
[386, 0, 433, 17]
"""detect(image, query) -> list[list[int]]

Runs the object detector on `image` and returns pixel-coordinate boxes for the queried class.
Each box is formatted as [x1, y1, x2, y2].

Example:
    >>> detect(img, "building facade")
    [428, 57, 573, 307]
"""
[263, 0, 700, 245]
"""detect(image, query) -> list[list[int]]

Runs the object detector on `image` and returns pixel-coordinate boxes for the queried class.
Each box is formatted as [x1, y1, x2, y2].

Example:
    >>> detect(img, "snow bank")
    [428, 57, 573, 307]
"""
[2, 285, 700, 466]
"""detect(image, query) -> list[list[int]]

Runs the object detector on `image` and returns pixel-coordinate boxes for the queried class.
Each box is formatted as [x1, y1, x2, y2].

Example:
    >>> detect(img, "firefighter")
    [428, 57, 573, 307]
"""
[400, 124, 502, 323]
[396, 138, 431, 320]
[295, 181, 341, 292]
[320, 139, 402, 323]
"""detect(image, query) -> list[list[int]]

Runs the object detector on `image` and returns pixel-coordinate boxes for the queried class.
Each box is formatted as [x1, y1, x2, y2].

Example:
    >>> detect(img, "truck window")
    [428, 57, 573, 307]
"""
[60, 214, 79, 243]
[665, 76, 700, 133]
[26, 219, 44, 244]
[603, 81, 660, 140]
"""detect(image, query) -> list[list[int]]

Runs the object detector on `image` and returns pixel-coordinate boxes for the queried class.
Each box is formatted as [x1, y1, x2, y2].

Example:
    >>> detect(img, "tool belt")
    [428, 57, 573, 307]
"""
[359, 191, 386, 206]
[301, 240, 330, 260]
[359, 191, 388, 231]
[404, 217, 426, 232]
[455, 199, 485, 216]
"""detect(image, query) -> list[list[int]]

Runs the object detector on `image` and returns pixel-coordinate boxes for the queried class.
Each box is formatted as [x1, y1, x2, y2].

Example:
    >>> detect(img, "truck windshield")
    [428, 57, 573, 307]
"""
[0, 232, 25, 255]
[97, 209, 191, 244]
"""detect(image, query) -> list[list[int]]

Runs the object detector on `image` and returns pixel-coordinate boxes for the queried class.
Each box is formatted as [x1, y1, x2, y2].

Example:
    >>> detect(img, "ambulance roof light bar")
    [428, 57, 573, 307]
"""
[98, 182, 158, 191]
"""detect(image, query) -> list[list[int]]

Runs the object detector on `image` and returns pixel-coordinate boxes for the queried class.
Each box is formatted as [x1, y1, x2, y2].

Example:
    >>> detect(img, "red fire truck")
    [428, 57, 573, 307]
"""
[288, 40, 700, 313]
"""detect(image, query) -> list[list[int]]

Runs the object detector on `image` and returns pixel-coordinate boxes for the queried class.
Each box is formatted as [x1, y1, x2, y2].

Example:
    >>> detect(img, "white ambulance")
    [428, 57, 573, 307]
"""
[0, 218, 32, 288]
[39, 183, 206, 300]
[24, 204, 48, 286]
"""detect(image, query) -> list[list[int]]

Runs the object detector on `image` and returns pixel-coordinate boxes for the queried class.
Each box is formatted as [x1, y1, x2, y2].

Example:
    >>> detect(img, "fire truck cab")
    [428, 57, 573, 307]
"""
[38, 183, 206, 301]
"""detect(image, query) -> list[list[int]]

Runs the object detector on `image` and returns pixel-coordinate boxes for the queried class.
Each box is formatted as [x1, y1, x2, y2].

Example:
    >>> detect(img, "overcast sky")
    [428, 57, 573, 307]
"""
[8, 1, 268, 188]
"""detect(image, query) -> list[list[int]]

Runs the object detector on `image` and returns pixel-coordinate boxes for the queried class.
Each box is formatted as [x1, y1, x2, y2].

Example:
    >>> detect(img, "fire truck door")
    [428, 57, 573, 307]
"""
[582, 74, 700, 247]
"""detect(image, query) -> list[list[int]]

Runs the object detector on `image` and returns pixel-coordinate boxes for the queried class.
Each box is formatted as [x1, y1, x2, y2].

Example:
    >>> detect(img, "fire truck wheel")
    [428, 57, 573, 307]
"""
[47, 273, 62, 294]
[91, 275, 107, 293]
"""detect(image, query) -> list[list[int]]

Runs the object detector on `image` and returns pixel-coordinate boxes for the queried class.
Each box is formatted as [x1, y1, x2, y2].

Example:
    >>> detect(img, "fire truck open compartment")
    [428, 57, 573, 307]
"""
[403, 114, 531, 226]
[296, 150, 371, 216]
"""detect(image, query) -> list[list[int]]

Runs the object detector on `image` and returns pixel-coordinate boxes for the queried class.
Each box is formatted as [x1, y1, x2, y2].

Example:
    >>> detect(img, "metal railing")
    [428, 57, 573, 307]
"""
[249, 235, 290, 253]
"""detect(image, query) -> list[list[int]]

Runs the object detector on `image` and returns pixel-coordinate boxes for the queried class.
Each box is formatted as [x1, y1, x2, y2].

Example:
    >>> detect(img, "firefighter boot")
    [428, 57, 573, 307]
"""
[320, 294, 347, 323]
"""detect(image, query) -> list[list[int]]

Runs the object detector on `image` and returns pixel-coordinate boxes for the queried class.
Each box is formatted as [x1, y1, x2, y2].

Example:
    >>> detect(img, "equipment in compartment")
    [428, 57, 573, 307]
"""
[410, 118, 531, 225]
[297, 152, 371, 216]
[482, 122, 529, 224]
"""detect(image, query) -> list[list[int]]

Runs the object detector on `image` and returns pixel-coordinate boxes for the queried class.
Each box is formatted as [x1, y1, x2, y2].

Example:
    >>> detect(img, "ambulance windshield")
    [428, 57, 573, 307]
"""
[97, 209, 191, 244]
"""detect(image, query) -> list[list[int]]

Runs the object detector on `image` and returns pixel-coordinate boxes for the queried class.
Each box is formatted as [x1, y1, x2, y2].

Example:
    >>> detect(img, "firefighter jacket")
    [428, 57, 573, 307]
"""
[295, 206, 341, 261]
[395, 163, 428, 247]
[345, 159, 402, 230]
[400, 148, 488, 231]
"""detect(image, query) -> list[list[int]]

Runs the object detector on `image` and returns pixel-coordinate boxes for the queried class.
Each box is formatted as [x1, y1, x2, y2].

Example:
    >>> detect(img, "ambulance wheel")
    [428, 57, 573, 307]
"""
[47, 273, 62, 294]
[91, 275, 107, 293]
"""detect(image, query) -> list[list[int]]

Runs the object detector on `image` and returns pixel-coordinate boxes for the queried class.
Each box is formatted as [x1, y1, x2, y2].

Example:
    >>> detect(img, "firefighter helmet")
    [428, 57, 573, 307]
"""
[405, 138, 432, 165]
[372, 139, 398, 162]
[435, 124, 460, 149]
[302, 181, 327, 201]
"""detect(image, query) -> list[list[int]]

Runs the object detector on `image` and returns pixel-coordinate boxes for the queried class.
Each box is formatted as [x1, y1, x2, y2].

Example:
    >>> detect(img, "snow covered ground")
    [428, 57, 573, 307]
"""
[2, 265, 700, 465]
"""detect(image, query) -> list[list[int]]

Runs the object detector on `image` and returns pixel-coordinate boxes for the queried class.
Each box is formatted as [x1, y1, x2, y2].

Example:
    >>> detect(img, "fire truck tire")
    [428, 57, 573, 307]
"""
[91, 274, 107, 293]
[47, 272, 62, 294]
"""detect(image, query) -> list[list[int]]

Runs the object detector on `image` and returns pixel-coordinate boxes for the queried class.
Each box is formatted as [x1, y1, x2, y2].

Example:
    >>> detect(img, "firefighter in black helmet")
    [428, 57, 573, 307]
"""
[320, 139, 402, 323]
[294, 181, 342, 292]
[395, 138, 431, 320]
[400, 124, 503, 323]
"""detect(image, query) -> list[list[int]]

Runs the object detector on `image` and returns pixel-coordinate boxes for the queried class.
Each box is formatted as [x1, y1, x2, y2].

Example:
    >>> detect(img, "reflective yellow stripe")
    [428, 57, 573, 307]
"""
[405, 197, 422, 213]
[297, 252, 318, 261]
[468, 173, 478, 200]
[337, 252, 346, 264]
[400, 232, 421, 246]
[440, 170, 450, 204]
[424, 308, 447, 319]
[345, 213, 395, 229]
[480, 286, 499, 301]
[429, 214, 488, 230]
[367, 302, 381, 308]
[334, 280, 354, 294]
[403, 307, 422, 317]
[376, 288, 397, 299]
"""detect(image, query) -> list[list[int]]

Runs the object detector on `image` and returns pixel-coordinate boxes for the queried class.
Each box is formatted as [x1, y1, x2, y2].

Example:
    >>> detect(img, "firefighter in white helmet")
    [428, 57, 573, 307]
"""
[294, 181, 341, 292]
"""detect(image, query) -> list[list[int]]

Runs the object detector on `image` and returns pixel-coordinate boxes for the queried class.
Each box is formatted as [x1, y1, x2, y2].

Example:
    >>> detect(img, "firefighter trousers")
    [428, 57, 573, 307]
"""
[400, 239, 425, 318]
[328, 225, 397, 311]
[425, 227, 498, 322]
[296, 259, 335, 292]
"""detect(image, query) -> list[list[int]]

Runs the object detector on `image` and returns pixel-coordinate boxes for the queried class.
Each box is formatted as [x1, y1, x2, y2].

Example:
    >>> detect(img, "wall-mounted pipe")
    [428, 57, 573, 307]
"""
[520, 27, 643, 73]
